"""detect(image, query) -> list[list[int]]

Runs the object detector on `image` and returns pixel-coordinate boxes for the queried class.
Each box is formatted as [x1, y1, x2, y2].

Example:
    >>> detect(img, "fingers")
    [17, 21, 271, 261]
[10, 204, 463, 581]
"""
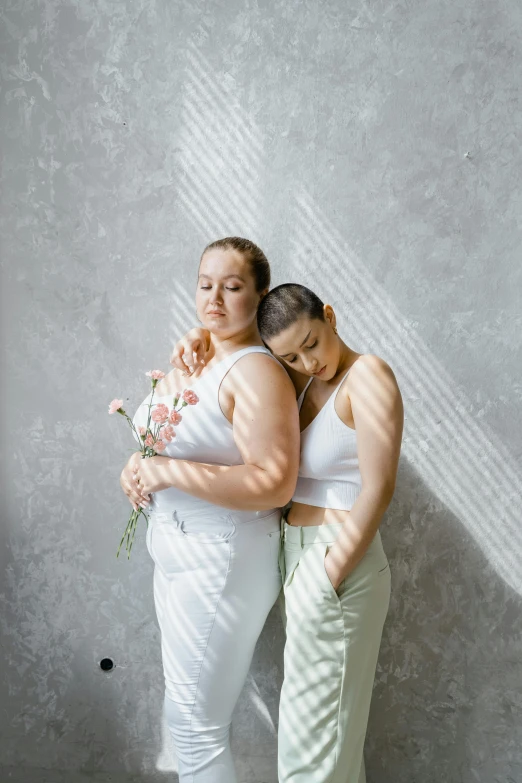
[171, 340, 206, 376]
[181, 342, 205, 376]
[122, 484, 143, 511]
[128, 486, 150, 510]
[121, 471, 149, 511]
[194, 343, 206, 368]
[132, 468, 150, 507]
[170, 345, 191, 373]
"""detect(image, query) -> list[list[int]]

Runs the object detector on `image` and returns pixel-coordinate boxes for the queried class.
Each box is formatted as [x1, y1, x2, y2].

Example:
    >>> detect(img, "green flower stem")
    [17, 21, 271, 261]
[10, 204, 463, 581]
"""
[122, 413, 143, 445]
[146, 384, 157, 434]
[117, 505, 148, 559]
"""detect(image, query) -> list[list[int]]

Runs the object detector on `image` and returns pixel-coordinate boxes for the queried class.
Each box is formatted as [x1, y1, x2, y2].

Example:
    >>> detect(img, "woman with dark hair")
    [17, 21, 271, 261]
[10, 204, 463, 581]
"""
[119, 240, 300, 783]
[172, 282, 403, 783]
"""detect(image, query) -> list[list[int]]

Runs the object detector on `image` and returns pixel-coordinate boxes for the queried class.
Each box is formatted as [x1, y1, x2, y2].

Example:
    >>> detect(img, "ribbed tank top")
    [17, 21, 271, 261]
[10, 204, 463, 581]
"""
[133, 346, 276, 515]
[292, 369, 361, 510]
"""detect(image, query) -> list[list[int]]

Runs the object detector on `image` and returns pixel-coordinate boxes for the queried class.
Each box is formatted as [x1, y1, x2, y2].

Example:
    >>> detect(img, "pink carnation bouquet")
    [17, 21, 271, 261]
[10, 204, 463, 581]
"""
[108, 370, 199, 558]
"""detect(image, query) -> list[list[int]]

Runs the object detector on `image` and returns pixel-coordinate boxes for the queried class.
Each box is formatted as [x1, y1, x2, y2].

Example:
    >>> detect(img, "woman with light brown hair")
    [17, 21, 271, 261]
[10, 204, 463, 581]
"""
[119, 238, 300, 783]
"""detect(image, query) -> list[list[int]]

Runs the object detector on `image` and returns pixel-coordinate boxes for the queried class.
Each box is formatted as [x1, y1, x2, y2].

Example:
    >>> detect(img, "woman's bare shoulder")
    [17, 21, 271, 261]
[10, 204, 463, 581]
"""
[225, 350, 295, 394]
[345, 354, 401, 403]
[234, 352, 306, 397]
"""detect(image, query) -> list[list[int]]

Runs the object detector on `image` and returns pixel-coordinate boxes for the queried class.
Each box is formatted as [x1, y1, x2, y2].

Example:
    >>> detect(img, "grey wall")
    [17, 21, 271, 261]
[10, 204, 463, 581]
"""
[1, 0, 522, 781]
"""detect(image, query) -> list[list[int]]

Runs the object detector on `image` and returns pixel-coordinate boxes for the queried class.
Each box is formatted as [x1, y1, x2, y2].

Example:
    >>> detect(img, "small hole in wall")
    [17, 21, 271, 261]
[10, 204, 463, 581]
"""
[100, 658, 114, 672]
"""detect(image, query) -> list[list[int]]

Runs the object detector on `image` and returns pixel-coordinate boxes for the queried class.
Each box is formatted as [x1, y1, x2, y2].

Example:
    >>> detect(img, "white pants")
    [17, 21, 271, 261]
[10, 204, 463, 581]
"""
[146, 506, 282, 783]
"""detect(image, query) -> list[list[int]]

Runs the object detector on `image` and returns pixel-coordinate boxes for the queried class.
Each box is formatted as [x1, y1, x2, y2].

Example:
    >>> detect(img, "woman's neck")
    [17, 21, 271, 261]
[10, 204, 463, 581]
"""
[208, 325, 264, 363]
[332, 341, 359, 382]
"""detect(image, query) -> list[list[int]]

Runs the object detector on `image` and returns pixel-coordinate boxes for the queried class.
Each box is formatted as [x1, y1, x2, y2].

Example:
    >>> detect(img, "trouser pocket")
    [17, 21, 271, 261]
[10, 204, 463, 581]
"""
[279, 543, 345, 782]
[286, 543, 344, 635]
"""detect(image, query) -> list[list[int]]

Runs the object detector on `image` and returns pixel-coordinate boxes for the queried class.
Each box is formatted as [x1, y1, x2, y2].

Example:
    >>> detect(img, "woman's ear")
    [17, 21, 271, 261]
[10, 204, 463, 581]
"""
[323, 303, 337, 331]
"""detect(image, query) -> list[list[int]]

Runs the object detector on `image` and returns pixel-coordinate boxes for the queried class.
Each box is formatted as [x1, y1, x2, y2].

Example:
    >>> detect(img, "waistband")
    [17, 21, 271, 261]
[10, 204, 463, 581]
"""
[283, 520, 385, 559]
[150, 506, 281, 526]
[282, 520, 345, 546]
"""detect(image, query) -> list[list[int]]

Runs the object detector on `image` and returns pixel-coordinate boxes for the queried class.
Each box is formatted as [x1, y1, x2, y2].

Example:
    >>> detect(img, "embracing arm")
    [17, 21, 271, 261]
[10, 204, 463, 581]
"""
[325, 356, 404, 588]
[170, 327, 308, 398]
[130, 354, 301, 511]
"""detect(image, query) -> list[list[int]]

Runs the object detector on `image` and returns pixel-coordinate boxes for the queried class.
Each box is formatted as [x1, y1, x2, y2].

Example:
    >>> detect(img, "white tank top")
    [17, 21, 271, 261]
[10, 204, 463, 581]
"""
[133, 346, 276, 515]
[292, 370, 361, 510]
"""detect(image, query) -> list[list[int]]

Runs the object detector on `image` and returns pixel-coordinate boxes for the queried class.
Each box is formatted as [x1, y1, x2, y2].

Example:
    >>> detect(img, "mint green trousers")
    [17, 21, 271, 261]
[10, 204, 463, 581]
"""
[278, 520, 391, 783]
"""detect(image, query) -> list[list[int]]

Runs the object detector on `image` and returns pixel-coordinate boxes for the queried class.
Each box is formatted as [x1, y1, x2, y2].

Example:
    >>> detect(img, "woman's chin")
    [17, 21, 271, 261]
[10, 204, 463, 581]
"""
[310, 364, 328, 379]
[201, 318, 236, 337]
[201, 316, 227, 330]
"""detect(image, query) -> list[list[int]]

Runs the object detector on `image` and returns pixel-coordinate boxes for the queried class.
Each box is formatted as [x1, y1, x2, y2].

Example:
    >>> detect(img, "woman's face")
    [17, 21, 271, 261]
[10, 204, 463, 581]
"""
[196, 247, 263, 337]
[266, 310, 340, 380]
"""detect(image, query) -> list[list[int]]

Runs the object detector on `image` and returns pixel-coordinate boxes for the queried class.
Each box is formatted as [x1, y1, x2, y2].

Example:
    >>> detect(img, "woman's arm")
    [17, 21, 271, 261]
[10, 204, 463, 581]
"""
[325, 356, 404, 589]
[129, 354, 301, 511]
[170, 327, 308, 398]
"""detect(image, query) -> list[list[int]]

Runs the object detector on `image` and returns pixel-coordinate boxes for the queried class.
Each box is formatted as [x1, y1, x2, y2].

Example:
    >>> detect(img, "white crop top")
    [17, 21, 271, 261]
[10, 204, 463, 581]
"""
[292, 370, 361, 511]
[133, 346, 276, 515]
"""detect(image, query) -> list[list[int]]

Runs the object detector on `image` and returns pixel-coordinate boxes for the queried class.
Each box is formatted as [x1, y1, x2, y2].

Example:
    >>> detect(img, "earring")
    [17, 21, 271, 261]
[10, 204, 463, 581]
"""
[333, 326, 338, 335]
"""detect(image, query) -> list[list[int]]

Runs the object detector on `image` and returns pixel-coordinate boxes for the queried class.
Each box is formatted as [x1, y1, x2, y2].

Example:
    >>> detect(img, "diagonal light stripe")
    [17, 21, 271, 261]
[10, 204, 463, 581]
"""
[291, 192, 522, 591]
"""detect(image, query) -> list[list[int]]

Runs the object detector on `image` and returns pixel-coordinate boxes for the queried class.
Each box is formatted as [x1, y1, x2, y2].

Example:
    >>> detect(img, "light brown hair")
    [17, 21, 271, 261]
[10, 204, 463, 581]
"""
[202, 237, 271, 293]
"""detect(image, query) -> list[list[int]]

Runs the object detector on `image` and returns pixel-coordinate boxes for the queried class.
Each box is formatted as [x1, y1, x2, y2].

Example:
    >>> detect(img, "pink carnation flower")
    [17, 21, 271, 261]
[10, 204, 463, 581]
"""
[151, 403, 169, 423]
[108, 398, 124, 415]
[153, 439, 166, 452]
[159, 424, 175, 443]
[169, 410, 182, 425]
[182, 389, 199, 406]
[146, 370, 165, 380]
[144, 433, 155, 448]
[138, 426, 147, 437]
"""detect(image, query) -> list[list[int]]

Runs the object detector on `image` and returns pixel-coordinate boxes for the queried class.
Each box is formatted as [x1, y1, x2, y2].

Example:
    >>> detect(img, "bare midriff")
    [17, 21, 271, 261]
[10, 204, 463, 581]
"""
[286, 501, 352, 527]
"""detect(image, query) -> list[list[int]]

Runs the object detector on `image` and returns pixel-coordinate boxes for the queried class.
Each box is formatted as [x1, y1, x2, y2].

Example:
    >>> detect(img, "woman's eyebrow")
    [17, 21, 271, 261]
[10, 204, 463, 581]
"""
[198, 273, 246, 282]
[280, 330, 312, 357]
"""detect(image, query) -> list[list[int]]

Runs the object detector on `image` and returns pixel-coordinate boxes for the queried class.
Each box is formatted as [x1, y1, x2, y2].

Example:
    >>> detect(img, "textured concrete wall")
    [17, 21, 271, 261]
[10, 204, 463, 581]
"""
[1, 0, 522, 781]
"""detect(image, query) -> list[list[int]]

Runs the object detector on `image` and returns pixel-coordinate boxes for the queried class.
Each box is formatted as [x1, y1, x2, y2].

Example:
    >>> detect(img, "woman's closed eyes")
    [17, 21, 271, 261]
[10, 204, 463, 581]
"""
[199, 286, 241, 292]
[287, 340, 318, 363]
